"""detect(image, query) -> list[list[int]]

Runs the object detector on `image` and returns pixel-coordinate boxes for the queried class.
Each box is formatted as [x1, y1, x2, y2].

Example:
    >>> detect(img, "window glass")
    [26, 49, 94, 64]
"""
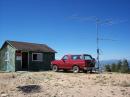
[62, 55, 68, 60]
[32, 53, 43, 61]
[33, 54, 37, 60]
[84, 55, 92, 60]
[71, 55, 82, 60]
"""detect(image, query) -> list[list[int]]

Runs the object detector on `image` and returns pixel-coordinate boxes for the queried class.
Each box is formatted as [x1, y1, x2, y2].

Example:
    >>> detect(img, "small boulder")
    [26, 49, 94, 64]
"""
[1, 93, 8, 97]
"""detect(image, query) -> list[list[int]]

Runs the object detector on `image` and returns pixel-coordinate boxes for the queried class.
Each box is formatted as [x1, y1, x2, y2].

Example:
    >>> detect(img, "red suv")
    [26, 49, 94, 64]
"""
[51, 54, 96, 73]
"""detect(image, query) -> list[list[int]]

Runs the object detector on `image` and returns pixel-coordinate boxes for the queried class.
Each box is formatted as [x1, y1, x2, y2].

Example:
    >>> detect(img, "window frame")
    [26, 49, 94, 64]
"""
[62, 55, 68, 60]
[32, 53, 43, 62]
[71, 55, 82, 60]
[84, 55, 93, 60]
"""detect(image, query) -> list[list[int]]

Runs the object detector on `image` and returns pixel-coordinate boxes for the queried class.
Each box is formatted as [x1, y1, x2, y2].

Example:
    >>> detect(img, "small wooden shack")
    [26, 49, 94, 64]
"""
[0, 40, 56, 72]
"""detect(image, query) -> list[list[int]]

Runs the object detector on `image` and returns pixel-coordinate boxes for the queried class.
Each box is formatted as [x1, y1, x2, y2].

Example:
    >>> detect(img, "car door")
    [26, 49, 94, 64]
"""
[61, 55, 70, 69]
[71, 55, 84, 68]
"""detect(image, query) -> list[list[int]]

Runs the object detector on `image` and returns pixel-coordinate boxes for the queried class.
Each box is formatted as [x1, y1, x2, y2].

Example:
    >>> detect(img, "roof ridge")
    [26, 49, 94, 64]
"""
[5, 40, 56, 53]
[7, 40, 46, 45]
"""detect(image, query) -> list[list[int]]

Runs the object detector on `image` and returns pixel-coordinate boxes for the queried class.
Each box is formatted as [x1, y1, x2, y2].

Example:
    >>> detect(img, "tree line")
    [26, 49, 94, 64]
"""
[105, 59, 130, 73]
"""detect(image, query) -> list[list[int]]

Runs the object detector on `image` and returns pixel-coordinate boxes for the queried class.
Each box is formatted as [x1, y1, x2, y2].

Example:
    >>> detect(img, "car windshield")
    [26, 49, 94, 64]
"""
[84, 55, 92, 60]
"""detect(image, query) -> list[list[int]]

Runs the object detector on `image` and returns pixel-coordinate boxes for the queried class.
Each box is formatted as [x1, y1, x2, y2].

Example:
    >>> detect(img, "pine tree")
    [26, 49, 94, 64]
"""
[111, 63, 116, 72]
[116, 60, 122, 72]
[120, 59, 129, 73]
[105, 64, 111, 72]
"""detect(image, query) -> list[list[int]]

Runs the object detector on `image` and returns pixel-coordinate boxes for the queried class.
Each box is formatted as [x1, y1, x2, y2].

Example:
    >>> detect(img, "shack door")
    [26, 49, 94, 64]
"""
[22, 52, 28, 70]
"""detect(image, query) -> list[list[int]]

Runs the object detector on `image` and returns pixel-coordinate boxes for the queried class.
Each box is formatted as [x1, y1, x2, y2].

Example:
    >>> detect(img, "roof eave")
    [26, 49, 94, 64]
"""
[6, 40, 17, 50]
[0, 40, 17, 50]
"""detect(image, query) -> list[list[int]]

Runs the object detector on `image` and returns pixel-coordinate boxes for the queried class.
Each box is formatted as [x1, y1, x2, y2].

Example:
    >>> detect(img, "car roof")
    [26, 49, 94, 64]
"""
[64, 54, 92, 56]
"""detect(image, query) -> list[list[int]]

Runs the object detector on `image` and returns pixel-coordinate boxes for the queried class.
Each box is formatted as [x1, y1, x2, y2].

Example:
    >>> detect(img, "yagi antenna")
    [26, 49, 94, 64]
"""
[70, 15, 118, 73]
[95, 18, 117, 73]
[99, 38, 117, 41]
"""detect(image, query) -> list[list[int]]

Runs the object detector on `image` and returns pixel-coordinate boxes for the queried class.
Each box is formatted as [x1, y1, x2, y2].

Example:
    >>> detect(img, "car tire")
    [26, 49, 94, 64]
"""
[52, 65, 58, 72]
[72, 66, 79, 73]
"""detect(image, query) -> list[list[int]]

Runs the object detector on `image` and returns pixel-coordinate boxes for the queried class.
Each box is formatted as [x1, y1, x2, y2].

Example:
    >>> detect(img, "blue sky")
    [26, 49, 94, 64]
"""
[0, 0, 130, 60]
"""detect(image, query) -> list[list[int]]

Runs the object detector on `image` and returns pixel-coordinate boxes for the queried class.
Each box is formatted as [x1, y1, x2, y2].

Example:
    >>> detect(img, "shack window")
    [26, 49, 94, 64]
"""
[5, 51, 9, 61]
[32, 53, 43, 61]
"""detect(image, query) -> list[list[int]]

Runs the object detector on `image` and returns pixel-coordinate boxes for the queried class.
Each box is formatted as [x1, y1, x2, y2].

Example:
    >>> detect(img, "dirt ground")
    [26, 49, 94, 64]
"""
[0, 71, 130, 97]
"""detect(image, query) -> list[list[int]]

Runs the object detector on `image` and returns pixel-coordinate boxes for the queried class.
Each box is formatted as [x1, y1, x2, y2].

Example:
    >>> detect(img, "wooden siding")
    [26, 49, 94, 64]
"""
[15, 51, 55, 71]
[0, 42, 55, 72]
[0, 43, 16, 72]
[28, 52, 55, 71]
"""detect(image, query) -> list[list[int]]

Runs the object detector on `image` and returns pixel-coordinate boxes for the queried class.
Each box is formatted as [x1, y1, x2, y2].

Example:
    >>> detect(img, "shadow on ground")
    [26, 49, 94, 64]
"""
[57, 70, 99, 74]
[16, 85, 41, 93]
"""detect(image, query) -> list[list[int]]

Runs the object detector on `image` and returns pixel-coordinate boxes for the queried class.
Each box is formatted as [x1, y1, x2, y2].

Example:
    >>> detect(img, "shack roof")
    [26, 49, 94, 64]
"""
[2, 40, 56, 53]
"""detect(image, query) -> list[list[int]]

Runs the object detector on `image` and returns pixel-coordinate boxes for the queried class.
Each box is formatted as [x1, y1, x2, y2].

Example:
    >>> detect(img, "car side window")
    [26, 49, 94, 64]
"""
[71, 55, 81, 60]
[84, 55, 92, 60]
[62, 55, 68, 60]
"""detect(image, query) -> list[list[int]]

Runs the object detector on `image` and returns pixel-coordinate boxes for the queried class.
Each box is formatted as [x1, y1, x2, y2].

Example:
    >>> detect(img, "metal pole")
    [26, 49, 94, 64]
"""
[96, 19, 100, 73]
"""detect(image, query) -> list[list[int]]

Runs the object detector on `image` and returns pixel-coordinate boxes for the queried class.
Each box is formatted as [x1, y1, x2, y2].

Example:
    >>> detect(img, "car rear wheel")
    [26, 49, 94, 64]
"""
[52, 65, 58, 72]
[72, 66, 79, 73]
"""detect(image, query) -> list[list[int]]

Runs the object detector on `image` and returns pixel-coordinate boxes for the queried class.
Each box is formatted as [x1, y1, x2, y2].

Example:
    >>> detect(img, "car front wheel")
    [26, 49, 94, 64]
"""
[52, 65, 58, 72]
[72, 66, 79, 73]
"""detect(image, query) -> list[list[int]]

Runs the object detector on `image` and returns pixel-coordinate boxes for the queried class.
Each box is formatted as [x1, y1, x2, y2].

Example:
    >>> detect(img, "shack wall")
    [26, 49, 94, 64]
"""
[0, 43, 15, 72]
[15, 51, 55, 71]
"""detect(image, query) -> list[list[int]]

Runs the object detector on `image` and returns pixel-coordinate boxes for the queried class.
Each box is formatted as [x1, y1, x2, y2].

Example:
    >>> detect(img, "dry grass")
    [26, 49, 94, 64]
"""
[120, 81, 130, 87]
[0, 71, 130, 97]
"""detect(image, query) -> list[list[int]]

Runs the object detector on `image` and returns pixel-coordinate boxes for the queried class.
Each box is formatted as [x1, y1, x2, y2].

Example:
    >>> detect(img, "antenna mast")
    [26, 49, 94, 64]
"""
[70, 15, 116, 73]
[95, 18, 115, 73]
[96, 19, 100, 72]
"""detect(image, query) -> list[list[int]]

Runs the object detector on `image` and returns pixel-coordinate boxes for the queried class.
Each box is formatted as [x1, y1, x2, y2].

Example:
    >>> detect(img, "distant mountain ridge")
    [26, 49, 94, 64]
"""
[100, 59, 120, 65]
[98, 59, 130, 68]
